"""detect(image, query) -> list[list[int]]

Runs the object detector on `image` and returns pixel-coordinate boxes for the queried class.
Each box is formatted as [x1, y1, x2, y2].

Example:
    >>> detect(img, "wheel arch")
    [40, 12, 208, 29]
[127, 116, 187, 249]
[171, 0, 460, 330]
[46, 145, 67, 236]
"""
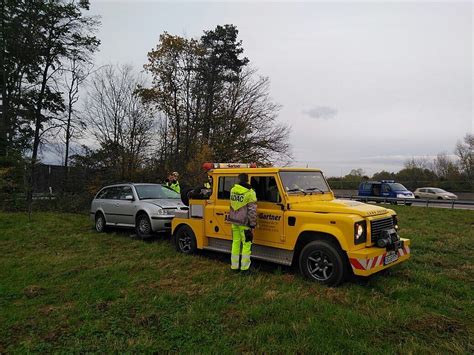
[135, 209, 150, 222]
[95, 209, 107, 222]
[293, 229, 347, 266]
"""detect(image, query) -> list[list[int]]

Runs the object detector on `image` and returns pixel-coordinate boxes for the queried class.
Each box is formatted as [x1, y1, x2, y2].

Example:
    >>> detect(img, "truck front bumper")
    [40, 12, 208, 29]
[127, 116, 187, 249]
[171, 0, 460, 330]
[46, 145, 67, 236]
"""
[348, 238, 411, 276]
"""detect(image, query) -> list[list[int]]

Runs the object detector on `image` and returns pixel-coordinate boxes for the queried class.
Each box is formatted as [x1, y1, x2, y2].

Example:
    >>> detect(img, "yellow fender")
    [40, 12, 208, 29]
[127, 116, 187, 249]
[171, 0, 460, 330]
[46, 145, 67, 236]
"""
[296, 223, 350, 251]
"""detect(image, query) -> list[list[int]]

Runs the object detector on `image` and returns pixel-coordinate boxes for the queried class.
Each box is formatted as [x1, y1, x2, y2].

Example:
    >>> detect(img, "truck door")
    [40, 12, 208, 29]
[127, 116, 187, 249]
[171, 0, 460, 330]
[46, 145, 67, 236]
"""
[250, 175, 285, 246]
[207, 175, 238, 240]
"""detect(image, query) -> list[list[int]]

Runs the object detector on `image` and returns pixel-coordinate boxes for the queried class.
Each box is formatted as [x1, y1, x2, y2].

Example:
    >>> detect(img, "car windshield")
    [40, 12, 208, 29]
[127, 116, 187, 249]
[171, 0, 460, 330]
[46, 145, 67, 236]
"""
[388, 183, 408, 191]
[135, 184, 180, 200]
[279, 171, 330, 194]
[431, 188, 447, 193]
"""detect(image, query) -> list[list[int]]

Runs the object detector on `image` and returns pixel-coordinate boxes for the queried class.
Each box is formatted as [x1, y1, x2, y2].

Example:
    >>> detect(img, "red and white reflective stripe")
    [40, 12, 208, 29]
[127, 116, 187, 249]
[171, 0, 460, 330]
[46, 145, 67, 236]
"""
[349, 245, 410, 271]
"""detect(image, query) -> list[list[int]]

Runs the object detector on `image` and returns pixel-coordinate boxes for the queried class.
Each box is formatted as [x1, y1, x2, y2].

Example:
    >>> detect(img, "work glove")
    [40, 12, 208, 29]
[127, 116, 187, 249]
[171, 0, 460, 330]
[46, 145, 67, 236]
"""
[244, 229, 254, 243]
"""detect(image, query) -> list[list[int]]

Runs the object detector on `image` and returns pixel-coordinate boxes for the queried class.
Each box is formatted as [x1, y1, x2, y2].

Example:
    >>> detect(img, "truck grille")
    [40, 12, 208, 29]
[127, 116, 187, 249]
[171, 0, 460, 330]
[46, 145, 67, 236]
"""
[370, 217, 394, 242]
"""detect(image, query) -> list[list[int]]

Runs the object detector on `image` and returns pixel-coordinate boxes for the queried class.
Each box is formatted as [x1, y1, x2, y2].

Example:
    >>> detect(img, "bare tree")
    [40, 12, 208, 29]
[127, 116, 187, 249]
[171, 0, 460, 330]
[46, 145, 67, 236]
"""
[84, 64, 156, 180]
[214, 67, 291, 164]
[455, 133, 474, 184]
[433, 153, 459, 180]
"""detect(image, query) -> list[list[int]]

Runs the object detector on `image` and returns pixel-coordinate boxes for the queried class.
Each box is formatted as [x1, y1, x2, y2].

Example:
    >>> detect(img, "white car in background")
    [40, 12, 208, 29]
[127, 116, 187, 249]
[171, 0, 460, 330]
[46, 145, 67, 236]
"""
[414, 187, 458, 200]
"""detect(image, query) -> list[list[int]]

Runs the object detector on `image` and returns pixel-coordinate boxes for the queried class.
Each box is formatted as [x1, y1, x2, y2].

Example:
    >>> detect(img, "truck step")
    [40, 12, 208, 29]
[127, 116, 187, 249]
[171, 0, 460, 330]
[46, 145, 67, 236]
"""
[204, 237, 294, 266]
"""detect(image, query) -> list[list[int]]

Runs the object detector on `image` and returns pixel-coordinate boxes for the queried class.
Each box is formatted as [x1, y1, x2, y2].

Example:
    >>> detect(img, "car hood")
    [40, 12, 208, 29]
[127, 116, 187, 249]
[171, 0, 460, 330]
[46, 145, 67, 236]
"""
[141, 199, 185, 208]
[290, 199, 389, 217]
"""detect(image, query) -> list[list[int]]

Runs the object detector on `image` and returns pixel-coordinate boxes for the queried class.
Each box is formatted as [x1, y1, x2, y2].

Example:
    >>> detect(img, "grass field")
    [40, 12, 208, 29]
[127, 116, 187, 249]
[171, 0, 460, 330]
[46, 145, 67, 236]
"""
[0, 207, 473, 353]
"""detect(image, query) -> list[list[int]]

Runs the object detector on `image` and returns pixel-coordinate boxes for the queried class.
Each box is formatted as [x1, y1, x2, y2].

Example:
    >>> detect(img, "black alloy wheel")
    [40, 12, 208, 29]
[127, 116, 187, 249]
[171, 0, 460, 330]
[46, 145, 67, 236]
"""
[299, 240, 347, 286]
[175, 225, 197, 254]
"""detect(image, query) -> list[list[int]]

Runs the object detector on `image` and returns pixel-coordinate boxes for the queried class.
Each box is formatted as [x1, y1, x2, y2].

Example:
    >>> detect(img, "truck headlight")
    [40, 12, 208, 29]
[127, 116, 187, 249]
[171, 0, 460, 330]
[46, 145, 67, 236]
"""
[392, 215, 399, 231]
[354, 221, 366, 245]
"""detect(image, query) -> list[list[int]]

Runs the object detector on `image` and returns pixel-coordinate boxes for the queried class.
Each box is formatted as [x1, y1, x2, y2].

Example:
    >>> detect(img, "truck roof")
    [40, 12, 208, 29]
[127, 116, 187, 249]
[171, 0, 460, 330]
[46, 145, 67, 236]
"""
[208, 167, 323, 174]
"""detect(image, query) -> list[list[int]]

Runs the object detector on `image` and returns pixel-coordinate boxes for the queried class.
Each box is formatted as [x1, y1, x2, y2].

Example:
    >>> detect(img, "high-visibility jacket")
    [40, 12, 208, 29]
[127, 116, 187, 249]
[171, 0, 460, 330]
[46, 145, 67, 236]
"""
[228, 183, 257, 228]
[166, 181, 180, 193]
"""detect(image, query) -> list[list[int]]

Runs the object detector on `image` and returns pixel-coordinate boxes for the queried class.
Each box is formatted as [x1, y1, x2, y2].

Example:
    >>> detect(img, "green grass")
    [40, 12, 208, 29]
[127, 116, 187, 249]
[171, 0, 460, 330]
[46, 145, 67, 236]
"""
[0, 207, 473, 353]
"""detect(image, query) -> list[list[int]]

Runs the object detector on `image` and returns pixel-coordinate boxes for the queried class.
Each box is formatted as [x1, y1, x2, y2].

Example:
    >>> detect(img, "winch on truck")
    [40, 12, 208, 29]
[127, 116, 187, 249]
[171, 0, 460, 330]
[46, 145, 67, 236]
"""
[172, 163, 410, 286]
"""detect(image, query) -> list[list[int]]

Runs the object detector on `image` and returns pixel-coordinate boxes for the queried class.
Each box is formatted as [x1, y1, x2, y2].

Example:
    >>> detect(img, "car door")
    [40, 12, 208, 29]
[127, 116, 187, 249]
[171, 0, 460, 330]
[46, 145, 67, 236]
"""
[381, 184, 391, 198]
[114, 185, 136, 226]
[101, 186, 121, 224]
[250, 175, 285, 245]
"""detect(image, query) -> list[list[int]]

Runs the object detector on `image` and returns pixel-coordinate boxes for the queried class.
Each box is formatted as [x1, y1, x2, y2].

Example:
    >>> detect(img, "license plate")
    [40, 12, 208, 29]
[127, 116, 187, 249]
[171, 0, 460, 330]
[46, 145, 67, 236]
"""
[384, 251, 399, 265]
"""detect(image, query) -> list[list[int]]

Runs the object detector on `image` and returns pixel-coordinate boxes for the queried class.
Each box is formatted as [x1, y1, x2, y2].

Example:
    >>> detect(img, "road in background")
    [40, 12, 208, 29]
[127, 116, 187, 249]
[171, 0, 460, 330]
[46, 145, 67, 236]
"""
[333, 190, 474, 211]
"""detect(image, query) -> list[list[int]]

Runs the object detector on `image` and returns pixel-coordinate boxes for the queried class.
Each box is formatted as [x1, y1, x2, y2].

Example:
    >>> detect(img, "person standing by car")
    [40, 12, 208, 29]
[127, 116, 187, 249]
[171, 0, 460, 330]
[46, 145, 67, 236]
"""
[228, 173, 257, 272]
[164, 171, 180, 193]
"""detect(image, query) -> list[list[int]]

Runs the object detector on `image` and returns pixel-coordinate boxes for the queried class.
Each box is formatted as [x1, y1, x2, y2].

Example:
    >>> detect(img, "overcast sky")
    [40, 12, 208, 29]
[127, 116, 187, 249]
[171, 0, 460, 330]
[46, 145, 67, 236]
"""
[86, 0, 473, 176]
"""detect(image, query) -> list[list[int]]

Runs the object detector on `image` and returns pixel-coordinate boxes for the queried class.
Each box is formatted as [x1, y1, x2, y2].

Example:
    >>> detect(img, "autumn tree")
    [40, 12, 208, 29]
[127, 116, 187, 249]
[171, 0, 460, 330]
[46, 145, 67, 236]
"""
[141, 24, 291, 176]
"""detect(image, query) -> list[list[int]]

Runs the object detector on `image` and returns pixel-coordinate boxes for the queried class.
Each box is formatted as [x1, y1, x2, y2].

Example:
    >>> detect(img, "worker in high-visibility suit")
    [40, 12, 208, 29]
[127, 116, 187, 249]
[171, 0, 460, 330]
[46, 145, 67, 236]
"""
[228, 173, 257, 271]
[164, 171, 181, 193]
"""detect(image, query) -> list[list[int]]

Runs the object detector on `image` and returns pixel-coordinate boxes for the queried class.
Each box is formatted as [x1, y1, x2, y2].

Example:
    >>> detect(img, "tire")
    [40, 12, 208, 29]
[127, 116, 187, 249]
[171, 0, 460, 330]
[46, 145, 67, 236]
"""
[299, 240, 347, 286]
[175, 225, 197, 254]
[95, 212, 107, 233]
[136, 213, 153, 238]
[405, 203, 412, 206]
[180, 187, 194, 206]
[437, 197, 442, 200]
[415, 195, 420, 199]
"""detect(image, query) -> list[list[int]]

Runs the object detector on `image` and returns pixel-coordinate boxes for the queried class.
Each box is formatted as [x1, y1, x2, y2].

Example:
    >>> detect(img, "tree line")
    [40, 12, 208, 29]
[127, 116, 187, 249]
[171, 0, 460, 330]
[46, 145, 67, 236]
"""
[328, 135, 474, 192]
[0, 1, 291, 210]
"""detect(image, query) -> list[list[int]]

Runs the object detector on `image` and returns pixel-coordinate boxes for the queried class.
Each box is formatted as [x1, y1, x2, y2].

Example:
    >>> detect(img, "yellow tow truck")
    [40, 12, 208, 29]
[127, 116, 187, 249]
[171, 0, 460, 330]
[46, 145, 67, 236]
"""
[172, 163, 410, 286]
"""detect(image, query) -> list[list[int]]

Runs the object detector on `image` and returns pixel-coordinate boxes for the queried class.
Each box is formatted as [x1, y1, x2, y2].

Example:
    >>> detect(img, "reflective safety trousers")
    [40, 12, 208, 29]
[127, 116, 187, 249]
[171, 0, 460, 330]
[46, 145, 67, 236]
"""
[231, 224, 252, 270]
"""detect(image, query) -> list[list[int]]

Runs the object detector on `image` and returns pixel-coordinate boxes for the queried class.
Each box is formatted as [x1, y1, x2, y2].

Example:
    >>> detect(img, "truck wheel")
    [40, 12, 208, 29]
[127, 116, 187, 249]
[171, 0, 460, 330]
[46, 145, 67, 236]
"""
[136, 213, 152, 238]
[180, 187, 194, 206]
[95, 212, 107, 233]
[175, 225, 197, 254]
[299, 241, 347, 286]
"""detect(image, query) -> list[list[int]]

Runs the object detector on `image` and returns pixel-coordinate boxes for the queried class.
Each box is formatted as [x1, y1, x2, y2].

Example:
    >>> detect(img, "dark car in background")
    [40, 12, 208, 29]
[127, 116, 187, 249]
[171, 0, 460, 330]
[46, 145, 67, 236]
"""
[358, 180, 414, 205]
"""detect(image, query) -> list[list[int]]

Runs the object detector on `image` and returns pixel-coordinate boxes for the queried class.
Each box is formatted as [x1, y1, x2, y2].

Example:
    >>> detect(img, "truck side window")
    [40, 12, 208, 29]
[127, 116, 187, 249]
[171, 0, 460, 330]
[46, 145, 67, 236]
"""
[250, 176, 281, 203]
[217, 176, 238, 199]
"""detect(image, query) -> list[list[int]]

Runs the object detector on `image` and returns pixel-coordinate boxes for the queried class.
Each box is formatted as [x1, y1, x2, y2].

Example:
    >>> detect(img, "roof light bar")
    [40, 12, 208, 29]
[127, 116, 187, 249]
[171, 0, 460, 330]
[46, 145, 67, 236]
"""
[202, 162, 257, 171]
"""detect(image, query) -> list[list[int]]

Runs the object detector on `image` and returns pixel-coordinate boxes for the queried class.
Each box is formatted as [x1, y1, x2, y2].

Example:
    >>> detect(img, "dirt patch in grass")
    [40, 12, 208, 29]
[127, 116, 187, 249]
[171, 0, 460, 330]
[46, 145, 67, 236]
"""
[406, 314, 467, 335]
[157, 276, 206, 296]
[23, 285, 45, 298]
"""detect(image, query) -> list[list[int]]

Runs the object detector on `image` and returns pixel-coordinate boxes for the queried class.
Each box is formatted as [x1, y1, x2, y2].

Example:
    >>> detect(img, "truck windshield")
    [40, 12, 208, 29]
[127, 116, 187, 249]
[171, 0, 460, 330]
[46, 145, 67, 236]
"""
[279, 171, 330, 194]
[135, 184, 181, 200]
[388, 183, 408, 191]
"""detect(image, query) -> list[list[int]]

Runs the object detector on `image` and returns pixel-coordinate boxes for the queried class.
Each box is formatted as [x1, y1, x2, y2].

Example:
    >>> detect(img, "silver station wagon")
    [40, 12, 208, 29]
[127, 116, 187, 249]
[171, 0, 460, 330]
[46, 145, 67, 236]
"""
[90, 183, 188, 237]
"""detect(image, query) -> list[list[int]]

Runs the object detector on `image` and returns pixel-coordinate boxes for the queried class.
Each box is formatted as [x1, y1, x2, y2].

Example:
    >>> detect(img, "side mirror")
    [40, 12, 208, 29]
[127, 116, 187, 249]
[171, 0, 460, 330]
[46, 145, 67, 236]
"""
[125, 195, 134, 201]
